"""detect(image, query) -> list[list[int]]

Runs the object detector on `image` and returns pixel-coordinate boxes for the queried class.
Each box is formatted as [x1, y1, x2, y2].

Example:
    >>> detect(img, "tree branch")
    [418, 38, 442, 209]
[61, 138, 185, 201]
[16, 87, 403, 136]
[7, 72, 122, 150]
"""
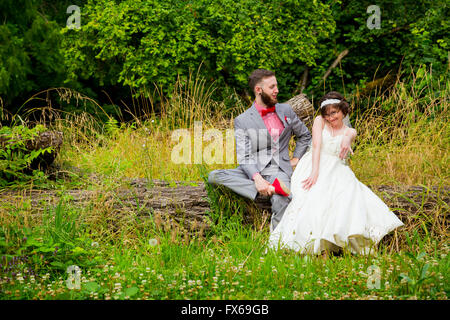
[320, 49, 349, 85]
[294, 67, 309, 95]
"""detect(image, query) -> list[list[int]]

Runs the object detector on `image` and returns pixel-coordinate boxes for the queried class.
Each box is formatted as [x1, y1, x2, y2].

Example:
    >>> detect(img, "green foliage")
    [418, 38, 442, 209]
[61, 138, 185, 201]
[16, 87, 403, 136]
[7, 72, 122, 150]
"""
[0, 0, 68, 109]
[104, 117, 121, 137]
[309, 0, 449, 99]
[1, 0, 448, 118]
[396, 241, 437, 297]
[0, 197, 102, 281]
[61, 0, 335, 102]
[59, 0, 449, 108]
[0, 124, 52, 187]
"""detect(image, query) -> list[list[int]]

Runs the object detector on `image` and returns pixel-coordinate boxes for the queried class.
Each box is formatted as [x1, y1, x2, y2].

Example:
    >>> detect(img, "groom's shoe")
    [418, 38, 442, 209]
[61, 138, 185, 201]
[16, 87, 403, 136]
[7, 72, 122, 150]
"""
[271, 178, 291, 197]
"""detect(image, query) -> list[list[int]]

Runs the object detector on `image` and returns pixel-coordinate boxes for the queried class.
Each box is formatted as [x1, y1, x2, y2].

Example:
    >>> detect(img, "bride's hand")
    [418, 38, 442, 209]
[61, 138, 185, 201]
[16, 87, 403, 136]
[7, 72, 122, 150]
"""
[340, 135, 354, 160]
[302, 170, 319, 190]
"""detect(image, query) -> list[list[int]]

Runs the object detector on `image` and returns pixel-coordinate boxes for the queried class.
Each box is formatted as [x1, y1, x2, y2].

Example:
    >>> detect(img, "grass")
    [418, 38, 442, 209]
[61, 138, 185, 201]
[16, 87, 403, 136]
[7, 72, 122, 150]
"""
[350, 75, 449, 186]
[0, 67, 449, 300]
[1, 196, 448, 300]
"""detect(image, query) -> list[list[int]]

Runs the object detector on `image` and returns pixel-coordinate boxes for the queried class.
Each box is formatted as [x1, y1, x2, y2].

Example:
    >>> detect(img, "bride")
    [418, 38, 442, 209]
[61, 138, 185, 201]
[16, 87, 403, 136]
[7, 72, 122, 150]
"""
[268, 91, 404, 255]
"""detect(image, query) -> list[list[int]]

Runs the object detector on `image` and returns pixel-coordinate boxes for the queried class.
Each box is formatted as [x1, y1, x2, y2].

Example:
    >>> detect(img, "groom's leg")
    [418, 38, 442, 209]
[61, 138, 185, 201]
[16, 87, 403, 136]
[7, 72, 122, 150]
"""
[266, 171, 292, 231]
[208, 167, 258, 200]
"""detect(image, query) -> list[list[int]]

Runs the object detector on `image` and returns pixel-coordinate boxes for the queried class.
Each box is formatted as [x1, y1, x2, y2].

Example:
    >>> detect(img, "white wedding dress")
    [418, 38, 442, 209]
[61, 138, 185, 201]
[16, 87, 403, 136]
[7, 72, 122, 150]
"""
[268, 126, 404, 255]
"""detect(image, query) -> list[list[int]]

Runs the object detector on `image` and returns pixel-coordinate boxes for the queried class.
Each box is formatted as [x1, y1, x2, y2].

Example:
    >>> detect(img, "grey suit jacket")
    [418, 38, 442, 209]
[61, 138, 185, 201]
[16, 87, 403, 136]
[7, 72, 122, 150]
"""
[234, 102, 312, 180]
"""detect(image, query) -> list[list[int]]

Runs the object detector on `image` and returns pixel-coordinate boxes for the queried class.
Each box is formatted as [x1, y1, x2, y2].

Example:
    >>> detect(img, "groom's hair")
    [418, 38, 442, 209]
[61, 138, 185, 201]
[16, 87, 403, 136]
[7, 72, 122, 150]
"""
[319, 91, 350, 116]
[248, 69, 275, 93]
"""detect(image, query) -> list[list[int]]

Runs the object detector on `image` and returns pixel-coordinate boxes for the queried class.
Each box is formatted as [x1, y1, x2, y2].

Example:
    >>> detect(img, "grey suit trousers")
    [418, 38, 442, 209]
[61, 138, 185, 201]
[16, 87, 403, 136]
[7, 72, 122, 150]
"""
[208, 166, 292, 231]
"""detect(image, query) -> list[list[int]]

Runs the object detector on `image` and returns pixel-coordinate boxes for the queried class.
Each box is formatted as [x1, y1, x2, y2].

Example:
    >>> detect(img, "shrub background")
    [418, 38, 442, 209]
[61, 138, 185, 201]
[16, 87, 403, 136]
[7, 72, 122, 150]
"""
[0, 0, 448, 116]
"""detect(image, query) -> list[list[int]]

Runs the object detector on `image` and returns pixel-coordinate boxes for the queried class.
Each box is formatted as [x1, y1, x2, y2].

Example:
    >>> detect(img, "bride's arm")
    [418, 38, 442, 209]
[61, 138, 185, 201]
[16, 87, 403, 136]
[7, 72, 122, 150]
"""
[302, 116, 324, 190]
[339, 127, 357, 159]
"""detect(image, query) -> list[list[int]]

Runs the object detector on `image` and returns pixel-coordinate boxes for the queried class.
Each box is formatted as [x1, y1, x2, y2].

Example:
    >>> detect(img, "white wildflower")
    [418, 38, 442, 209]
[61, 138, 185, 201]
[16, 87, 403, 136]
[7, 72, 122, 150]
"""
[148, 238, 158, 247]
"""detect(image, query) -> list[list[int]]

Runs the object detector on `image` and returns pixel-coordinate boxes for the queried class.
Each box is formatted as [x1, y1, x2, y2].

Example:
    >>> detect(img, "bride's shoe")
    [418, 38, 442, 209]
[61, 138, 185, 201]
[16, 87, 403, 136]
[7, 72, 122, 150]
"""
[270, 178, 291, 196]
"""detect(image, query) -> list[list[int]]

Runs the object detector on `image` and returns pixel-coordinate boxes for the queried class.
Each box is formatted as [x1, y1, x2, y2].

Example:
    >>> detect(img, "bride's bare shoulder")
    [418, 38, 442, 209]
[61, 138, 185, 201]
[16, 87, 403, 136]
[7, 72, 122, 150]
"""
[313, 116, 325, 127]
[314, 115, 324, 122]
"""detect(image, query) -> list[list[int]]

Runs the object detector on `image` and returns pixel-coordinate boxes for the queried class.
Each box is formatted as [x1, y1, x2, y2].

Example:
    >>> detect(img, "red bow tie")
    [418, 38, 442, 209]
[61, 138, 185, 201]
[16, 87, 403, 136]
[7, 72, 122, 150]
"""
[260, 106, 276, 117]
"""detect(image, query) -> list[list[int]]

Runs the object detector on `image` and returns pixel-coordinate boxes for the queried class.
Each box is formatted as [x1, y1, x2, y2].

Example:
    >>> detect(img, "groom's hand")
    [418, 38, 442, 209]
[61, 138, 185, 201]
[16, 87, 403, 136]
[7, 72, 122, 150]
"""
[290, 157, 299, 168]
[340, 136, 354, 160]
[253, 174, 274, 197]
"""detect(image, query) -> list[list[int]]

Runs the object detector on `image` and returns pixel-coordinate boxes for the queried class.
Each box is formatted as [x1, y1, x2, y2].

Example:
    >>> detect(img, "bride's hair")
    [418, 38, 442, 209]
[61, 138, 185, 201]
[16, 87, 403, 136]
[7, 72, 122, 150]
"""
[318, 91, 350, 117]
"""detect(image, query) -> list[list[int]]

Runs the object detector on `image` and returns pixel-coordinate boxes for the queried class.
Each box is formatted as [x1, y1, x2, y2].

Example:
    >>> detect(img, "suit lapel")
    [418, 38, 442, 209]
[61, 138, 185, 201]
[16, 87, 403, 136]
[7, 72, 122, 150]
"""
[275, 104, 290, 141]
[249, 104, 267, 131]
[275, 104, 287, 128]
[248, 104, 273, 147]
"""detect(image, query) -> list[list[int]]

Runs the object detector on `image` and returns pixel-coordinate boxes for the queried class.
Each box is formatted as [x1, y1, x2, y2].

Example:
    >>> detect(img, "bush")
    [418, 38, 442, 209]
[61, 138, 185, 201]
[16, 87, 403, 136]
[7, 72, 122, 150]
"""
[61, 0, 335, 103]
[0, 124, 52, 187]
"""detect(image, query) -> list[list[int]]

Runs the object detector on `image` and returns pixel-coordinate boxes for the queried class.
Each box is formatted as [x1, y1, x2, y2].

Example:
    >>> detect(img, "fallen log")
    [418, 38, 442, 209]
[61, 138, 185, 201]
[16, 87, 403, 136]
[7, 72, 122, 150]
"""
[1, 180, 448, 245]
[0, 130, 63, 171]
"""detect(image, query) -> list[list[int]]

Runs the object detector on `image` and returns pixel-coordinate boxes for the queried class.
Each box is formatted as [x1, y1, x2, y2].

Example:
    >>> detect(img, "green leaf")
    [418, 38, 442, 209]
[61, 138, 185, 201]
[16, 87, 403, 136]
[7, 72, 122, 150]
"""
[84, 281, 100, 293]
[399, 273, 413, 283]
[420, 263, 430, 280]
[38, 246, 56, 253]
[50, 261, 65, 269]
[417, 252, 426, 260]
[72, 246, 87, 255]
[125, 287, 139, 297]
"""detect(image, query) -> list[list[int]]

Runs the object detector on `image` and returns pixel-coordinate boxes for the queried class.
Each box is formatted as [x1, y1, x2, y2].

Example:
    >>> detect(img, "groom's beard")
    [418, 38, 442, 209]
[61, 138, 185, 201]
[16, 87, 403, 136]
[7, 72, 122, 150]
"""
[260, 90, 277, 107]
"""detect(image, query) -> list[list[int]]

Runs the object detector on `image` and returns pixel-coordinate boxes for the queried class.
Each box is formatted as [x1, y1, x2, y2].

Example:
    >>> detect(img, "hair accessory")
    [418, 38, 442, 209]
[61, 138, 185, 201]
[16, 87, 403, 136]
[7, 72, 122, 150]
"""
[320, 99, 341, 108]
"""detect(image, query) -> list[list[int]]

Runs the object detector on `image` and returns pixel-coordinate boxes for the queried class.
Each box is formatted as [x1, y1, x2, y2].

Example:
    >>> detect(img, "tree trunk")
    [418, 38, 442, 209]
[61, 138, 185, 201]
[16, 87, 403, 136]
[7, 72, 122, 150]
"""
[2, 180, 447, 240]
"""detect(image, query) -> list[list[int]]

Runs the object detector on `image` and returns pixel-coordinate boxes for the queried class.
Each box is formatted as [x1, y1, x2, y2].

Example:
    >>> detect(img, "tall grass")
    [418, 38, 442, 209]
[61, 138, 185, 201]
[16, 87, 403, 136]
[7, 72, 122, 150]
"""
[5, 68, 445, 188]
[43, 67, 448, 190]
[41, 72, 247, 185]
[350, 68, 449, 186]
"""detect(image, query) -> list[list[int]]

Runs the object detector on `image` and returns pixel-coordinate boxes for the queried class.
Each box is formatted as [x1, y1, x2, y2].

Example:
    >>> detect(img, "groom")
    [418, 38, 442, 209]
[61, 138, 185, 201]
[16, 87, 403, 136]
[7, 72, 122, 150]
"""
[208, 69, 312, 231]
